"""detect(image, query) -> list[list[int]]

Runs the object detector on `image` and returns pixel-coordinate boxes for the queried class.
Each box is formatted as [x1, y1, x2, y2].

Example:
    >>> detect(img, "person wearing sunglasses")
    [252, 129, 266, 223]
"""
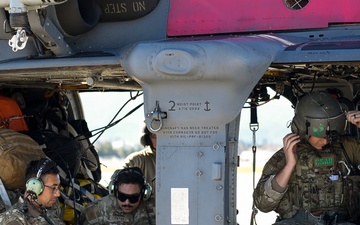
[0, 158, 64, 225]
[80, 167, 155, 225]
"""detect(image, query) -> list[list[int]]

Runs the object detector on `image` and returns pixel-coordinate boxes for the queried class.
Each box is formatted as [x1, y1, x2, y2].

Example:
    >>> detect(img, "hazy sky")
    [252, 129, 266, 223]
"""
[80, 90, 294, 147]
[81, 91, 284, 225]
[80, 92, 145, 146]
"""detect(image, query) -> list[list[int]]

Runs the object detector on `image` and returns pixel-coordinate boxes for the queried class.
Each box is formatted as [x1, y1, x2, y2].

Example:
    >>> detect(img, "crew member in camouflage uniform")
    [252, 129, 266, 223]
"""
[0, 158, 64, 225]
[121, 126, 157, 190]
[80, 167, 155, 225]
[253, 91, 360, 225]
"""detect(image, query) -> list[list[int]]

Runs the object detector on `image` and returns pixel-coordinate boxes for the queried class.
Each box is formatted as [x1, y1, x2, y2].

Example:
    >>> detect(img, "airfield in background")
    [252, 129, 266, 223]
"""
[80, 90, 294, 148]
[81, 90, 287, 225]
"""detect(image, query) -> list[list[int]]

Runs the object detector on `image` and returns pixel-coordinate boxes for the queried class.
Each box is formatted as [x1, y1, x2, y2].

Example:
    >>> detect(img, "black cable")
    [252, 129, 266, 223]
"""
[21, 91, 143, 224]
[41, 145, 77, 224]
[41, 211, 56, 225]
[90, 91, 143, 145]
[54, 152, 77, 224]
[25, 193, 56, 225]
[56, 91, 144, 223]
[68, 91, 143, 146]
[90, 101, 144, 137]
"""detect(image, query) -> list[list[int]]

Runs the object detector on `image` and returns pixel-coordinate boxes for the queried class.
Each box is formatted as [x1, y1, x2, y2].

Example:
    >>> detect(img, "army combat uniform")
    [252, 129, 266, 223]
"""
[253, 137, 360, 225]
[0, 197, 64, 225]
[79, 194, 156, 225]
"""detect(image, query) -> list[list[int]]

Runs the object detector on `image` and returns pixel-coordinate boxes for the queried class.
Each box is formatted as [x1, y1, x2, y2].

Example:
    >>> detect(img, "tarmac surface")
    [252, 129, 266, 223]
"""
[237, 171, 277, 225]
[237, 149, 277, 225]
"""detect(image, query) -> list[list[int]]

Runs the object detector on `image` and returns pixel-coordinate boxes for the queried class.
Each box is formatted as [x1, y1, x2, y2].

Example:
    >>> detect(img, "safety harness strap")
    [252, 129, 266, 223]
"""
[250, 101, 259, 225]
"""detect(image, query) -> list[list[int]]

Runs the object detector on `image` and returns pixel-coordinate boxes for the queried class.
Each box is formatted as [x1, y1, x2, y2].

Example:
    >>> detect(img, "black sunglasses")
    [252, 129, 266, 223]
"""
[117, 191, 141, 203]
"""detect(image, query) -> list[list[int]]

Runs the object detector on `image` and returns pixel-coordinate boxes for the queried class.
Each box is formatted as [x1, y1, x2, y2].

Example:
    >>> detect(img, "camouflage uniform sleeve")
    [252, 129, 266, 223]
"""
[79, 195, 113, 225]
[342, 137, 360, 167]
[79, 203, 101, 225]
[0, 208, 29, 225]
[253, 149, 288, 213]
[79, 209, 90, 225]
[1, 218, 25, 225]
[47, 199, 65, 225]
[134, 197, 156, 225]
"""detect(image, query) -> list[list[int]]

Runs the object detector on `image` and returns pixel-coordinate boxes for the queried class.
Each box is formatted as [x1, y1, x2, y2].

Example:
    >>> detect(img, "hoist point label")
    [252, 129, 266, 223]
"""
[167, 101, 211, 112]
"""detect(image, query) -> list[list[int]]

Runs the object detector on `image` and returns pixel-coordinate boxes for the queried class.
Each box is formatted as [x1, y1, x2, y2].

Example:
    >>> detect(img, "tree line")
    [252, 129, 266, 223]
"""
[94, 141, 143, 158]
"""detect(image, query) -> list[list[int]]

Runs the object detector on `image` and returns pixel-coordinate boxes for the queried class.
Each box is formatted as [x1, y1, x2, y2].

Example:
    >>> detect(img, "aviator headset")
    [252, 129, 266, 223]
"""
[25, 158, 57, 198]
[109, 167, 152, 202]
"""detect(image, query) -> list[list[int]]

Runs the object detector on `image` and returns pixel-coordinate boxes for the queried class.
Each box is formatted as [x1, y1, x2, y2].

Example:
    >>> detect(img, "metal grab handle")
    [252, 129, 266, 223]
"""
[147, 101, 167, 132]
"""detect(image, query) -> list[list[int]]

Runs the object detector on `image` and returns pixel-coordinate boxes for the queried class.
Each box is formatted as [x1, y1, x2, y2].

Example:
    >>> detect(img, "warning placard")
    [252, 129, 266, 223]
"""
[162, 125, 219, 139]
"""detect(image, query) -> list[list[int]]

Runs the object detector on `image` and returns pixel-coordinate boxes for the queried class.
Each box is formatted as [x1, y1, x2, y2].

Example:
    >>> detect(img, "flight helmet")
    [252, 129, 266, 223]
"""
[291, 91, 346, 140]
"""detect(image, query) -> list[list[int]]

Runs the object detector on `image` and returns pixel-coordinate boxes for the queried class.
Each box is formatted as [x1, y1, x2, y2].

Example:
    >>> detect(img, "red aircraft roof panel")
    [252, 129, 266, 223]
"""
[167, 0, 360, 36]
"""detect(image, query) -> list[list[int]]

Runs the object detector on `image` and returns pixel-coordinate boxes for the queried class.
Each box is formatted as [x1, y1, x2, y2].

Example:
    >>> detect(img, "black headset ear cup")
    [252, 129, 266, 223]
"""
[108, 180, 116, 196]
[109, 169, 121, 196]
[142, 183, 152, 201]
[26, 177, 44, 197]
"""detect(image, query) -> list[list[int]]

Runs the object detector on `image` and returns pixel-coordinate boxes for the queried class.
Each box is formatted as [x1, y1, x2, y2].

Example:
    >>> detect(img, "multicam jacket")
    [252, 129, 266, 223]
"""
[79, 194, 156, 225]
[253, 137, 360, 221]
[0, 197, 64, 225]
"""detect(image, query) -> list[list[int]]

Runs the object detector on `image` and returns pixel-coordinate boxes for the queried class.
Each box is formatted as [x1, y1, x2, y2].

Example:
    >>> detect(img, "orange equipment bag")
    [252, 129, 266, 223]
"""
[0, 96, 28, 131]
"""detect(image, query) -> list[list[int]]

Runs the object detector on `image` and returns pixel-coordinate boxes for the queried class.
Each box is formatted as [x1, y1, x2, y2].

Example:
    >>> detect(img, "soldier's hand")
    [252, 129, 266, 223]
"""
[283, 133, 300, 167]
[346, 110, 360, 128]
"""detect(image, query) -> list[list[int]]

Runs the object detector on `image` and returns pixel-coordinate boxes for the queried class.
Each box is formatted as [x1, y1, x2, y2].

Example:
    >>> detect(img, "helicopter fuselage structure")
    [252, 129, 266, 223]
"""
[1, 0, 360, 224]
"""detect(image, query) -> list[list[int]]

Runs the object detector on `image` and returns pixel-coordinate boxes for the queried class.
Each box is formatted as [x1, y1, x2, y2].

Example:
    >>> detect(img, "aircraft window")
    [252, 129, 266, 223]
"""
[283, 0, 309, 10]
[79, 91, 145, 185]
[239, 88, 293, 223]
[80, 89, 293, 223]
